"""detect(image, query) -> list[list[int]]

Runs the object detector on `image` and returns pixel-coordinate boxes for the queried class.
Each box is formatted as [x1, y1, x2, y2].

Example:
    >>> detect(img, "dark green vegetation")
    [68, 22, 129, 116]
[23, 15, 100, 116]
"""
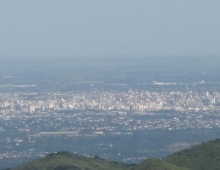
[10, 151, 135, 170]
[164, 139, 220, 170]
[8, 139, 220, 170]
[134, 158, 189, 170]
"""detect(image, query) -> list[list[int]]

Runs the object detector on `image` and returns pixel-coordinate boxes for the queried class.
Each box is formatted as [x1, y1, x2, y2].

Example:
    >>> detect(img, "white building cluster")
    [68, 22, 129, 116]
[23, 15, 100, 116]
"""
[0, 90, 219, 115]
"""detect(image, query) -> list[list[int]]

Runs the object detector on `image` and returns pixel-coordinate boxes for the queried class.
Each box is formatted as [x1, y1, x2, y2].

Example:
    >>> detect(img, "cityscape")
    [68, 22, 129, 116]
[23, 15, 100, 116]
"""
[1, 0, 220, 169]
[1, 84, 220, 168]
[0, 87, 219, 115]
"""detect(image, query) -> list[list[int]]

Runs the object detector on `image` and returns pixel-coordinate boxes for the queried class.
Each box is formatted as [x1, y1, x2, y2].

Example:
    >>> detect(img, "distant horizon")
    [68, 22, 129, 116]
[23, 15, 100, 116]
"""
[1, 55, 219, 62]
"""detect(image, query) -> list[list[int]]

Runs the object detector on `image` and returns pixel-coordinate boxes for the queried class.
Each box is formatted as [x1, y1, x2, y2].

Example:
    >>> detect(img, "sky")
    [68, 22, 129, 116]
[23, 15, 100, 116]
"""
[0, 0, 220, 59]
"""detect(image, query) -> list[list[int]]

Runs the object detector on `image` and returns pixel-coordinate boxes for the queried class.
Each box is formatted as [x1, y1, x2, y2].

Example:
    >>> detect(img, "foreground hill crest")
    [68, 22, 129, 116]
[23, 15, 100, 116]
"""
[8, 139, 220, 170]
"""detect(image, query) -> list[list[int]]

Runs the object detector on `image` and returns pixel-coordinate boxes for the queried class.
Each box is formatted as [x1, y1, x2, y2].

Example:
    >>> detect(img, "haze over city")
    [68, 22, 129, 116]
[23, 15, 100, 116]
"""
[1, 1, 220, 169]
[0, 0, 220, 59]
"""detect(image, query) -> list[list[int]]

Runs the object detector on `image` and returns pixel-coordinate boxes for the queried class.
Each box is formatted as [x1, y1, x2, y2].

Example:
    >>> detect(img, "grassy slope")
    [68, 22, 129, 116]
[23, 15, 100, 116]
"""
[10, 139, 220, 170]
[12, 152, 134, 170]
[134, 158, 189, 170]
[164, 139, 220, 170]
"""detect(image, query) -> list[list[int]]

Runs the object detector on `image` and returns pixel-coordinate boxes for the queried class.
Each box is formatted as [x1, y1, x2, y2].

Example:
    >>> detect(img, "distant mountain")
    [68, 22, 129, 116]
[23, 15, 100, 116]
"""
[7, 139, 220, 170]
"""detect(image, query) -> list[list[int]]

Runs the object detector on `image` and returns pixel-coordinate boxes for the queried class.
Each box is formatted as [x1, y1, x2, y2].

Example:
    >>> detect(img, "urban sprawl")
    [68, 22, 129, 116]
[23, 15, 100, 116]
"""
[0, 89, 219, 115]
[1, 89, 220, 167]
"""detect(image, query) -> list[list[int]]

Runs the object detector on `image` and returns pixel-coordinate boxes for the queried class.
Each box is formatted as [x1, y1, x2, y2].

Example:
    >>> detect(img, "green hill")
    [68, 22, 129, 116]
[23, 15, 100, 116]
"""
[134, 158, 189, 170]
[8, 139, 220, 170]
[11, 151, 135, 170]
[164, 139, 220, 170]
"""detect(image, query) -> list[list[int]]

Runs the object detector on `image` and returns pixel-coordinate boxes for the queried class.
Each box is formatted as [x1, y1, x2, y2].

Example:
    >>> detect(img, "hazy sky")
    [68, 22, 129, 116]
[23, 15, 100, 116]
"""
[0, 0, 220, 59]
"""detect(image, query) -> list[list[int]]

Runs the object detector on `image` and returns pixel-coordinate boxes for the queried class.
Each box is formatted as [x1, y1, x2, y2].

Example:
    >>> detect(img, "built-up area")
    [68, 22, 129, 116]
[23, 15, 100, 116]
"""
[0, 90, 219, 115]
[1, 89, 220, 168]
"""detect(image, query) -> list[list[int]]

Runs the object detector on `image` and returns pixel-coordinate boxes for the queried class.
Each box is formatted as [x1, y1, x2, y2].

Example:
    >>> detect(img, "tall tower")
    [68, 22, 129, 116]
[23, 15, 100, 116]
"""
[206, 91, 209, 98]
